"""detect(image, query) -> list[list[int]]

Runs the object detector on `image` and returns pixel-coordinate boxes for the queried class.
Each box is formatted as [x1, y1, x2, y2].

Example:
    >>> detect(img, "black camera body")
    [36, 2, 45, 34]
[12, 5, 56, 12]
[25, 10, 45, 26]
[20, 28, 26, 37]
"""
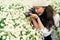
[24, 8, 37, 17]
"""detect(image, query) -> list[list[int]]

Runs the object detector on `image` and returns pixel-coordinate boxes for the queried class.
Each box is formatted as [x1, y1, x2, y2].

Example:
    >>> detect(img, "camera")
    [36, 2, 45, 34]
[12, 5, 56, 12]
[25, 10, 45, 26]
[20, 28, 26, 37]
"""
[24, 8, 37, 17]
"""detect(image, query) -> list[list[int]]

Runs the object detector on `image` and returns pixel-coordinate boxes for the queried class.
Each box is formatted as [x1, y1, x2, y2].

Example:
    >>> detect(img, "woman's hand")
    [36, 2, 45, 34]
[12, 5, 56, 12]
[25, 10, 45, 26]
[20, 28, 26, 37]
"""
[30, 14, 39, 19]
[30, 14, 39, 29]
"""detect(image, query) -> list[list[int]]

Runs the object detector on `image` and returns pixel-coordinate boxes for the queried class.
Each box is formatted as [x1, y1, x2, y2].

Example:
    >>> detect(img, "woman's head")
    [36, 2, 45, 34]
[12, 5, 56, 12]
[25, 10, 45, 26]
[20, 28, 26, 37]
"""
[33, 6, 46, 16]
[32, 0, 49, 16]
[33, 5, 54, 19]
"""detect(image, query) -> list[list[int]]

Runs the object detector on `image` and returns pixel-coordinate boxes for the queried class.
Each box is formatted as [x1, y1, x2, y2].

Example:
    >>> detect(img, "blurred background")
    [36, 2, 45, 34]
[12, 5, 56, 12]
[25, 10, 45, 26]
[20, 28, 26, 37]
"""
[0, 0, 60, 40]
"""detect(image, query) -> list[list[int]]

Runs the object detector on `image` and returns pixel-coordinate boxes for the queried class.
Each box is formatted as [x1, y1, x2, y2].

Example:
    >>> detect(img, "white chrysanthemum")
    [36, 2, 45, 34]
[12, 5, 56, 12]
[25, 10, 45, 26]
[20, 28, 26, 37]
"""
[6, 36, 10, 40]
[0, 0, 49, 40]
[1, 23, 4, 26]
[0, 32, 5, 36]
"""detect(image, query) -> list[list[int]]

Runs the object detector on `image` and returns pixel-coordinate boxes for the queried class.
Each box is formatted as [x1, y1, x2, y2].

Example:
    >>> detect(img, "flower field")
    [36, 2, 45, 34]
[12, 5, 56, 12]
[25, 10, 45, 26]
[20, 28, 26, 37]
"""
[0, 0, 60, 40]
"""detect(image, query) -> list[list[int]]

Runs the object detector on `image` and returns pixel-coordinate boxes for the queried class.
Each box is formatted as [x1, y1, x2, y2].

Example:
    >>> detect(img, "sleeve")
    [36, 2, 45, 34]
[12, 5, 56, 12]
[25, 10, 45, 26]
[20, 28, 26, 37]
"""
[41, 27, 54, 37]
[53, 14, 59, 27]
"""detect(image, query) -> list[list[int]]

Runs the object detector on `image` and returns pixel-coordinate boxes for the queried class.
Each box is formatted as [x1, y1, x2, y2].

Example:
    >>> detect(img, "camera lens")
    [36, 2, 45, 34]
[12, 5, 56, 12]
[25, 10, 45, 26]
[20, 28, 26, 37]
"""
[24, 12, 32, 17]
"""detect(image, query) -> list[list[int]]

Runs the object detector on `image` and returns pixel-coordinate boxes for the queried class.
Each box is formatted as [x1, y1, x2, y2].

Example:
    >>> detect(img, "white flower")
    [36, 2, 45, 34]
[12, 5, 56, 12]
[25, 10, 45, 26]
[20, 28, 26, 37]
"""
[3, 36, 6, 40]
[15, 19, 20, 24]
[4, 18, 15, 25]
[1, 23, 4, 26]
[0, 32, 5, 36]
[23, 35, 27, 40]
[6, 36, 9, 40]
[1, 12, 8, 18]
[6, 13, 12, 19]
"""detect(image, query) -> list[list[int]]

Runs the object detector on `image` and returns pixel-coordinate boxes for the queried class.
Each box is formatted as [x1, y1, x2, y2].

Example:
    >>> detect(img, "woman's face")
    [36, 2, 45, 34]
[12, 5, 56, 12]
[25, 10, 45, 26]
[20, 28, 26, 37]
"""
[34, 6, 45, 16]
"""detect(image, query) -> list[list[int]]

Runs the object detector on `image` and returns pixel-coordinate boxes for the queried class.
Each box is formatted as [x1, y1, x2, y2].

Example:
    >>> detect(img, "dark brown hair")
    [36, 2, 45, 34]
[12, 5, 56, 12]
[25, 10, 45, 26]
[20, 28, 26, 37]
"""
[39, 5, 55, 30]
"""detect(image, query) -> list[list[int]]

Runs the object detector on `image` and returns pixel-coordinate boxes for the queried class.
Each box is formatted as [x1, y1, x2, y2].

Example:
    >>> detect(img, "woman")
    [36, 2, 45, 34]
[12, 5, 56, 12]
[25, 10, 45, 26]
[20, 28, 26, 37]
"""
[30, 0, 57, 40]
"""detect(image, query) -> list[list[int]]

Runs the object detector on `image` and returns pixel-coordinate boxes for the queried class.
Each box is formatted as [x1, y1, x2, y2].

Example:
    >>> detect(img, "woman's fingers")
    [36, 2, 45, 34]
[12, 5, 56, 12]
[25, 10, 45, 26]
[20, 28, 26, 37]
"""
[30, 14, 39, 19]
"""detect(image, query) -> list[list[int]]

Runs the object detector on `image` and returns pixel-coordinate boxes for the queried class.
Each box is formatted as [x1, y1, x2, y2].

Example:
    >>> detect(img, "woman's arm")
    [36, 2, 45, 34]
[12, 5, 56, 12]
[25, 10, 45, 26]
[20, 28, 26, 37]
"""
[30, 17, 39, 29]
[37, 17, 44, 30]
[53, 13, 59, 27]
[30, 14, 44, 30]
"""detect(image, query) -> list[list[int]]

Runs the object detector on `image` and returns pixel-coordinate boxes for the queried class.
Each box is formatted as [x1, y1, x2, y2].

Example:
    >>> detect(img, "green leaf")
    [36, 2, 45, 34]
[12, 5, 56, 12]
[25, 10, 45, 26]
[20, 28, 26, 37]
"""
[20, 36, 23, 40]
[13, 23, 19, 28]
[0, 18, 6, 28]
[0, 36, 3, 40]
[25, 30, 31, 35]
